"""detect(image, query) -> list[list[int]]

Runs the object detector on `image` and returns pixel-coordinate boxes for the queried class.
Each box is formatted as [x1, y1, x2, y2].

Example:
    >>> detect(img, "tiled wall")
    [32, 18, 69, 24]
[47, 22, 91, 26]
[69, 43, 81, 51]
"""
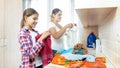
[99, 7, 120, 68]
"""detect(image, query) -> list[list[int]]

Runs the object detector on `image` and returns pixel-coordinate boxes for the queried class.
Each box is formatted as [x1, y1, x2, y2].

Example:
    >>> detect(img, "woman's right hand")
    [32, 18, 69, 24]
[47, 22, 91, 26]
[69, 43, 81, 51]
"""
[65, 23, 73, 28]
[38, 31, 50, 41]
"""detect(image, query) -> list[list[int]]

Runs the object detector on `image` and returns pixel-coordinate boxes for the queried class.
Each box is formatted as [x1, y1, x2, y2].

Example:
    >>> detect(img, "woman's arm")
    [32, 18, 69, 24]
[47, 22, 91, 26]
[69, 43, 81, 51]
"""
[49, 23, 73, 39]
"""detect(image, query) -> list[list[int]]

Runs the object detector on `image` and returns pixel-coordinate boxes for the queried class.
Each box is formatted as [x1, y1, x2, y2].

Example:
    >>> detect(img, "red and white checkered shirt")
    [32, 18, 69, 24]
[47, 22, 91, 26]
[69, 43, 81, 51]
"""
[18, 27, 43, 68]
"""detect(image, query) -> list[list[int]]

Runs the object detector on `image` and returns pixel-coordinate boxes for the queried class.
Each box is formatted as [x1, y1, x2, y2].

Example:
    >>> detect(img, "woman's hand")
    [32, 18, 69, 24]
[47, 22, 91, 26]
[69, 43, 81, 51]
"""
[65, 23, 77, 29]
[38, 31, 50, 41]
[65, 23, 73, 28]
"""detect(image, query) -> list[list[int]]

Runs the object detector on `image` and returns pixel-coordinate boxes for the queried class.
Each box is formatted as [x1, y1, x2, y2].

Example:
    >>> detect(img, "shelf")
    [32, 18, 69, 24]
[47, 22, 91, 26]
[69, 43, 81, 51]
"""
[76, 7, 117, 27]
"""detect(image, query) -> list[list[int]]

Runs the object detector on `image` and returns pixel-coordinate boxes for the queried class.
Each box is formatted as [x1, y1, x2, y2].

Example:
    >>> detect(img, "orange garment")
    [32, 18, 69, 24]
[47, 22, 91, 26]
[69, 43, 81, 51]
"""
[66, 61, 106, 68]
[51, 55, 67, 65]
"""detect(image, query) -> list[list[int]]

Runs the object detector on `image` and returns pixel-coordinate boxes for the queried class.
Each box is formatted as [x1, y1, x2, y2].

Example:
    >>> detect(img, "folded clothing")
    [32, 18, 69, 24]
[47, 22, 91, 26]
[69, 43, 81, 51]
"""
[61, 53, 95, 62]
[67, 61, 106, 68]
[57, 48, 73, 54]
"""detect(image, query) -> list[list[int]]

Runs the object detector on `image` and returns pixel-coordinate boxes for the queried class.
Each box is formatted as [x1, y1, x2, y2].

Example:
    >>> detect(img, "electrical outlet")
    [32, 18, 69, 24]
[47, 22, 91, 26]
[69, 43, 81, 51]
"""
[116, 33, 120, 42]
[4, 38, 7, 46]
[0, 39, 4, 46]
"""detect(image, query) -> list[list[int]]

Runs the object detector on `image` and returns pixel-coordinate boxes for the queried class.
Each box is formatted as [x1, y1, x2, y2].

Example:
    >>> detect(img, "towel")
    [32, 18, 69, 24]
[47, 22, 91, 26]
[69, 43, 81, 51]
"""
[35, 34, 53, 67]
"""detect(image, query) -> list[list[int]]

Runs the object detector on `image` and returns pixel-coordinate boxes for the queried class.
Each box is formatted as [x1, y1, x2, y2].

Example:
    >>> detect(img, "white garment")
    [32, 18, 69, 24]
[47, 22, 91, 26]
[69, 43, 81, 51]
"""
[29, 30, 42, 67]
[65, 26, 78, 49]
[48, 22, 65, 50]
[61, 53, 95, 62]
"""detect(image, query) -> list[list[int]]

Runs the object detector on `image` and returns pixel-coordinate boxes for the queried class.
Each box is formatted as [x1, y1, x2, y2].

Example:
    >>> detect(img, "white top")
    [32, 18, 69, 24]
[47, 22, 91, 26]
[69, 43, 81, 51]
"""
[29, 30, 42, 67]
[48, 22, 65, 50]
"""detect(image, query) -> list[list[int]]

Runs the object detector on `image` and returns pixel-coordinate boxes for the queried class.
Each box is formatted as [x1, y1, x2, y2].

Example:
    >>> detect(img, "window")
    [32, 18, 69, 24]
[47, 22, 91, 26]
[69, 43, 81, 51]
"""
[22, 0, 49, 33]
[53, 0, 74, 26]
[31, 0, 48, 33]
[22, 0, 82, 48]
[22, 0, 77, 33]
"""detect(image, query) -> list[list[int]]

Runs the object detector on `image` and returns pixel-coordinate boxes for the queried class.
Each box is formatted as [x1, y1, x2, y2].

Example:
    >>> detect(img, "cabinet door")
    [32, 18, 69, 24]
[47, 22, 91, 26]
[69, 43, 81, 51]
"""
[0, 0, 5, 68]
[0, 0, 4, 47]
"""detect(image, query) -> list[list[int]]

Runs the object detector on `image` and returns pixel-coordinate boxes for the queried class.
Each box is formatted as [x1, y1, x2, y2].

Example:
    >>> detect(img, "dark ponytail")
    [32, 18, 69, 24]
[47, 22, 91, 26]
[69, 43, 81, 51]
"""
[50, 8, 62, 22]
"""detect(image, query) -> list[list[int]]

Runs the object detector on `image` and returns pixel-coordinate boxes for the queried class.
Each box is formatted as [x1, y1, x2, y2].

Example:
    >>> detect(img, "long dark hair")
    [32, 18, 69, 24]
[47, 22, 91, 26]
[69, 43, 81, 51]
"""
[50, 8, 62, 22]
[20, 8, 38, 28]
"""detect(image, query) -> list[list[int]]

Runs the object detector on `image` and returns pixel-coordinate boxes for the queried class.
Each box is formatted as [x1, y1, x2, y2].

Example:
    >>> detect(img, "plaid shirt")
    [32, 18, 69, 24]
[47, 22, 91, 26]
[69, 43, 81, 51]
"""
[18, 27, 43, 68]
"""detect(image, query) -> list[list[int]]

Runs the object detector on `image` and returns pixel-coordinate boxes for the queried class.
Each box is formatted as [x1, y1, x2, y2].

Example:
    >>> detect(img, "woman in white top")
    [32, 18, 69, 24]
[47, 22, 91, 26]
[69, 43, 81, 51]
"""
[48, 8, 73, 56]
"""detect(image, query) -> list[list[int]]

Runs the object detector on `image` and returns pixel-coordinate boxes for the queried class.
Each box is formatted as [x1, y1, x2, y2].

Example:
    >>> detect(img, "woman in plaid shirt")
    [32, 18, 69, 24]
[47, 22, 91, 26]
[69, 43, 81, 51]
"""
[18, 8, 50, 68]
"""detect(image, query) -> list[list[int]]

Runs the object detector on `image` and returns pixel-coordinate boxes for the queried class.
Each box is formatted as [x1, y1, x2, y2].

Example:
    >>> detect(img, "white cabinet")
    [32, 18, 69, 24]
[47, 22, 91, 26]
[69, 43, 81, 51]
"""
[74, 0, 120, 9]
[0, 0, 5, 47]
[74, 0, 119, 27]
[0, 0, 22, 68]
[0, 0, 5, 68]
[76, 7, 117, 27]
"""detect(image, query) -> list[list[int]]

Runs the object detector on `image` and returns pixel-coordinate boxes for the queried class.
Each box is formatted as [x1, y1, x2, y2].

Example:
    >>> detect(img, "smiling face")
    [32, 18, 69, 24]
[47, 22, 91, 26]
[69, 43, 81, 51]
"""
[53, 11, 62, 22]
[25, 13, 39, 29]
[51, 8, 62, 23]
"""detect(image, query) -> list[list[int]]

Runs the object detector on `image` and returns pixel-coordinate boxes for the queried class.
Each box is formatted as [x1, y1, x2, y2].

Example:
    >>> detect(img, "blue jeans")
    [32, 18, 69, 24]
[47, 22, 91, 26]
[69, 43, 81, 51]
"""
[52, 50, 57, 56]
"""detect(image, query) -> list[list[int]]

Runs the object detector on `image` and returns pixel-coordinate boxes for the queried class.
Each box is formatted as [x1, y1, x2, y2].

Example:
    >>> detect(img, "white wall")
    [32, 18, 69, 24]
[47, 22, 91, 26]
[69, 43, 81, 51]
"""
[99, 7, 120, 68]
[0, 0, 22, 68]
